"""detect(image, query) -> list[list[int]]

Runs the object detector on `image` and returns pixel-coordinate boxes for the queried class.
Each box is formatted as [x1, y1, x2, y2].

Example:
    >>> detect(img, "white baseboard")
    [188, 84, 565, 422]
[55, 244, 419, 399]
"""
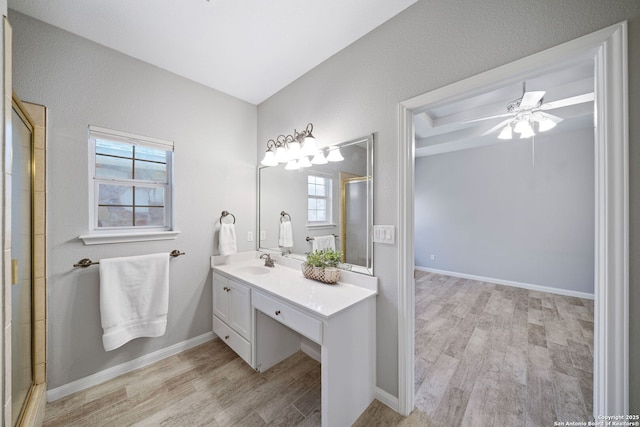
[300, 341, 321, 363]
[415, 266, 594, 300]
[375, 387, 399, 412]
[46, 332, 215, 402]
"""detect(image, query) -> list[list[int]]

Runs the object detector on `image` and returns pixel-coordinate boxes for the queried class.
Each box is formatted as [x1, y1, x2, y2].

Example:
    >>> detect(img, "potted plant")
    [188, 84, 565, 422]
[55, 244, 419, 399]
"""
[302, 249, 344, 284]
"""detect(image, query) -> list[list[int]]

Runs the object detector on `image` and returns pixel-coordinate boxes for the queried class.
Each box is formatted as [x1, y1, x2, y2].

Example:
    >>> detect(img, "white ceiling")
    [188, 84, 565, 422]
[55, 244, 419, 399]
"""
[9, 0, 418, 105]
[414, 60, 595, 157]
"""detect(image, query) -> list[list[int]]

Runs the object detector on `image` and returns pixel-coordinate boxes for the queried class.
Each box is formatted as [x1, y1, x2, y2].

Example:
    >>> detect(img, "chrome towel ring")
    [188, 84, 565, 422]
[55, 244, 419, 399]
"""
[219, 210, 236, 224]
[280, 211, 291, 222]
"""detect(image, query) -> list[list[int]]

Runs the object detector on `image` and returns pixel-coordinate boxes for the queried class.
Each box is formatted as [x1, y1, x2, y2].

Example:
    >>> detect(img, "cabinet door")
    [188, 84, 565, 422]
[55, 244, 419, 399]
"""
[228, 280, 251, 339]
[212, 274, 229, 324]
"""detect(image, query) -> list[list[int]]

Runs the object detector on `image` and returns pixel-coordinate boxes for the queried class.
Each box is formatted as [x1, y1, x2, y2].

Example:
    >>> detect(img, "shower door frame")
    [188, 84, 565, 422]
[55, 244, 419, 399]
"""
[8, 93, 47, 425]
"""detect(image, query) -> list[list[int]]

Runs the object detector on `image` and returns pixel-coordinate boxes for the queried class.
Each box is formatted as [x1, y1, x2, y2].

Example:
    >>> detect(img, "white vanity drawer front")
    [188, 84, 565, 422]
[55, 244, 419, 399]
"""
[253, 292, 323, 344]
[212, 315, 251, 365]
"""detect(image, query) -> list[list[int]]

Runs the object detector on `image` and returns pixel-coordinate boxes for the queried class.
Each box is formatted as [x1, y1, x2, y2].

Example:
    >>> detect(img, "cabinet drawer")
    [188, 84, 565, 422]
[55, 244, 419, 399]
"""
[213, 315, 251, 366]
[253, 292, 323, 344]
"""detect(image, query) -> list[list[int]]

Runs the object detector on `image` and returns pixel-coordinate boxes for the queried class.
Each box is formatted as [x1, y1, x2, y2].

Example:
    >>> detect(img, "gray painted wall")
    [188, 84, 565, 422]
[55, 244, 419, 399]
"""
[415, 128, 595, 294]
[10, 11, 257, 389]
[257, 0, 640, 405]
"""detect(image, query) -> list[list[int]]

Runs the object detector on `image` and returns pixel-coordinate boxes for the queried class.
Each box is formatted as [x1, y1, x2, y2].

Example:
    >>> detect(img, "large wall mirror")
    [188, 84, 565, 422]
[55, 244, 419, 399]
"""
[258, 134, 374, 275]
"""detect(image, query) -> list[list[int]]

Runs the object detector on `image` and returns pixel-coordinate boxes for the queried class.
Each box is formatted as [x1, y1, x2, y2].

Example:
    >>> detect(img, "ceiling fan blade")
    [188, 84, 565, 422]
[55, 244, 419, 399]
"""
[539, 92, 595, 110]
[462, 113, 513, 124]
[519, 91, 546, 109]
[482, 118, 513, 136]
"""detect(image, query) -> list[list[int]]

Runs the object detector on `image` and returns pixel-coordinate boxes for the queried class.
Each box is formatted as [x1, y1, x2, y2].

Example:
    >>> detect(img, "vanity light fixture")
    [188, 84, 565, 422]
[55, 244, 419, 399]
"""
[261, 123, 343, 169]
[326, 147, 345, 162]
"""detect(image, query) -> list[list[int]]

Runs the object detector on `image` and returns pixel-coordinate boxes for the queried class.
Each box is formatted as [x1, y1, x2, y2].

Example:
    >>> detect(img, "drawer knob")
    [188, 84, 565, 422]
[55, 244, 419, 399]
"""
[224, 335, 230, 340]
[275, 310, 281, 316]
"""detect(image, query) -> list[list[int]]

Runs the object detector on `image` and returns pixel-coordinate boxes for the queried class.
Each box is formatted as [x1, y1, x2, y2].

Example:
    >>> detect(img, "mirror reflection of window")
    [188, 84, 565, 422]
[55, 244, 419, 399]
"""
[307, 175, 332, 224]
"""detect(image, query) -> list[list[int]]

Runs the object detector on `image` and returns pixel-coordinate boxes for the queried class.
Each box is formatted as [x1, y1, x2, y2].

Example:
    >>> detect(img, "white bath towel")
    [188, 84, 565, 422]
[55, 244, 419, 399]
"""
[279, 221, 293, 248]
[312, 235, 336, 252]
[99, 253, 169, 351]
[218, 222, 237, 256]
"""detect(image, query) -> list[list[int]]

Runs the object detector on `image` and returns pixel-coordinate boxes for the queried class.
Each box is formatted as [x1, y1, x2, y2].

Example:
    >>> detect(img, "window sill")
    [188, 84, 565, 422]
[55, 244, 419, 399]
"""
[79, 230, 181, 245]
[306, 223, 337, 229]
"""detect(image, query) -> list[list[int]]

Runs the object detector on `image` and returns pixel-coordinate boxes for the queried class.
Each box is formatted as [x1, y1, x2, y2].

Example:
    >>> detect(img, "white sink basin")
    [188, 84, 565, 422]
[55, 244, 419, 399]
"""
[240, 266, 272, 275]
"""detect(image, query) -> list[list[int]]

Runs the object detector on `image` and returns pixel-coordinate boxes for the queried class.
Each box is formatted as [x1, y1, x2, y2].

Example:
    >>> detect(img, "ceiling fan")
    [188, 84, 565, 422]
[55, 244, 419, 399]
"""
[472, 82, 595, 140]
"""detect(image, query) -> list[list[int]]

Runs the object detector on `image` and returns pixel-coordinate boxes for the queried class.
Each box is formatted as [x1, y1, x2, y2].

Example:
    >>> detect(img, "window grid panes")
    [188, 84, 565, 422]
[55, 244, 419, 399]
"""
[91, 130, 173, 231]
[308, 175, 331, 223]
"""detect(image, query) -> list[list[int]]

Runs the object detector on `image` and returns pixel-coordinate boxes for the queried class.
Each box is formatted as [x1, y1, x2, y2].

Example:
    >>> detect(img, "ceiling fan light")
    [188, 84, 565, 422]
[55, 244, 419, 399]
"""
[513, 118, 530, 134]
[520, 125, 535, 139]
[537, 119, 557, 132]
[498, 125, 513, 140]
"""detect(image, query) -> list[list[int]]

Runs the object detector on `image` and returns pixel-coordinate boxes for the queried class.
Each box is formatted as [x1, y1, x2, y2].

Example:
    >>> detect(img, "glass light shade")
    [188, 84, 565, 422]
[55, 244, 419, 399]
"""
[537, 117, 558, 132]
[498, 125, 513, 140]
[284, 159, 300, 170]
[261, 149, 278, 166]
[298, 156, 312, 168]
[311, 151, 328, 164]
[519, 124, 536, 139]
[513, 118, 530, 134]
[326, 147, 344, 162]
[301, 136, 317, 156]
[288, 141, 301, 159]
[275, 146, 288, 163]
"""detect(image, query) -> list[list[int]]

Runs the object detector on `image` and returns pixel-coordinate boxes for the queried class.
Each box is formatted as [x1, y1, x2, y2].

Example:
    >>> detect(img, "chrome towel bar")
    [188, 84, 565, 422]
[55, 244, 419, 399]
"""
[305, 234, 338, 242]
[73, 249, 186, 268]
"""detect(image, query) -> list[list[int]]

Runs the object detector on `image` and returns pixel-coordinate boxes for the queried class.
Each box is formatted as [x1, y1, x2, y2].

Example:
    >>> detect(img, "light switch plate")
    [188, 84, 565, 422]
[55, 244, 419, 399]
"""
[373, 225, 395, 244]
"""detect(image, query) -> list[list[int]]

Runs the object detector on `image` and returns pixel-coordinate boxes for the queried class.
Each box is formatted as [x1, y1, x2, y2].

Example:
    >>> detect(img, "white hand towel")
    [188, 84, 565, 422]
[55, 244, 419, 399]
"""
[99, 253, 169, 351]
[279, 221, 293, 247]
[312, 235, 336, 252]
[218, 222, 237, 256]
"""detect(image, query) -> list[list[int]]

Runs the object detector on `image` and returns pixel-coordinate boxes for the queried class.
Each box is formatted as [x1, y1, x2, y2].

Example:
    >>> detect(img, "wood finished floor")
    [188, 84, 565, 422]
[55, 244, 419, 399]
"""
[43, 272, 594, 426]
[43, 341, 324, 427]
[413, 271, 594, 427]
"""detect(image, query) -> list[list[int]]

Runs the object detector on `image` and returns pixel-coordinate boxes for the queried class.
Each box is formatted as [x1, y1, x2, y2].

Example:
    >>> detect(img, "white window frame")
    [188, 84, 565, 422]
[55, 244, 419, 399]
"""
[307, 173, 333, 226]
[79, 126, 179, 245]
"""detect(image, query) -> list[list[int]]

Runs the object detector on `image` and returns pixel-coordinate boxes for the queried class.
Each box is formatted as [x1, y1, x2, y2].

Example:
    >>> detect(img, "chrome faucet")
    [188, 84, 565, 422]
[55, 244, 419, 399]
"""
[260, 253, 275, 267]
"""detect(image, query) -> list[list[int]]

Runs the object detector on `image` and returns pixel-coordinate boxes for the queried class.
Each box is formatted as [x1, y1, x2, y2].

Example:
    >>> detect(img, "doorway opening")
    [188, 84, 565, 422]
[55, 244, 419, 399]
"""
[397, 22, 629, 417]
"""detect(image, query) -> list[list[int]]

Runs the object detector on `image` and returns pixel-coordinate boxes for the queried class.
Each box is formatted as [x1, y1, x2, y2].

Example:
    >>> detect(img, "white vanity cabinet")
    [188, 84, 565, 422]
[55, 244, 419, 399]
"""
[211, 256, 377, 427]
[212, 273, 252, 365]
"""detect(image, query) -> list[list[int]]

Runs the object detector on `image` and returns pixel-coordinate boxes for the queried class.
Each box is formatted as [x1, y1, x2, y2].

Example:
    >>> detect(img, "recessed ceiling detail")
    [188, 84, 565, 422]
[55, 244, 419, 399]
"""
[414, 61, 595, 157]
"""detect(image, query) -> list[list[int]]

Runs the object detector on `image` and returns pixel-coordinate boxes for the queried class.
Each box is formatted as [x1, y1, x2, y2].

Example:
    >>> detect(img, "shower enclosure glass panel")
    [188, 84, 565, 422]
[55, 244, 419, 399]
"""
[11, 105, 33, 426]
[342, 177, 369, 266]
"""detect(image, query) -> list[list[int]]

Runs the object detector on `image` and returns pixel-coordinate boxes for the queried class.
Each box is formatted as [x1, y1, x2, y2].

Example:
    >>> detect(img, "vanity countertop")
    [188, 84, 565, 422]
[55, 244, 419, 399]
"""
[212, 258, 377, 319]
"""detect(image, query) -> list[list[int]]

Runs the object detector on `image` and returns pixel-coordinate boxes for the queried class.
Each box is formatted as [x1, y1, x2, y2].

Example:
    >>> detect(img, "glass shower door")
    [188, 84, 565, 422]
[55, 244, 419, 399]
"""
[11, 103, 33, 425]
[342, 177, 369, 266]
